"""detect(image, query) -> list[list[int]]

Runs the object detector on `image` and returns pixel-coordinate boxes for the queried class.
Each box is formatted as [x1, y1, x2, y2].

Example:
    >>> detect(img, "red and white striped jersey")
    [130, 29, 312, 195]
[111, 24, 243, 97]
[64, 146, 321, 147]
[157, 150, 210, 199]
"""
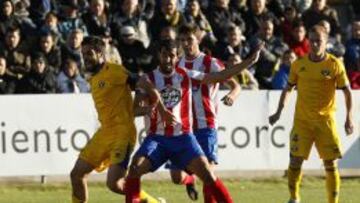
[145, 67, 205, 136]
[178, 53, 225, 130]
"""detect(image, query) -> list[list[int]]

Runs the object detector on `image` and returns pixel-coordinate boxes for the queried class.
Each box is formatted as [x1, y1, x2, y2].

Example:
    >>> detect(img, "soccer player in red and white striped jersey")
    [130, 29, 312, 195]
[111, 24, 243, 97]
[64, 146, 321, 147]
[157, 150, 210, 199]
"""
[168, 25, 241, 201]
[125, 40, 263, 203]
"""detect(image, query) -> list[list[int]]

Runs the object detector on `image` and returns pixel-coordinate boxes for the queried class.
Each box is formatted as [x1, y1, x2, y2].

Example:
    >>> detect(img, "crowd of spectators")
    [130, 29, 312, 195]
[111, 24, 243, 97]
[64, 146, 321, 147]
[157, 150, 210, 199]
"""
[0, 0, 359, 94]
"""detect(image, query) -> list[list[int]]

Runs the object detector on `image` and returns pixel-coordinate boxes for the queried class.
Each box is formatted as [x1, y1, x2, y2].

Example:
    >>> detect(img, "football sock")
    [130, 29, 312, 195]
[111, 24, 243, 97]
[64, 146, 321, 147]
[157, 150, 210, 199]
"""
[125, 177, 140, 203]
[140, 190, 160, 203]
[203, 184, 216, 203]
[182, 174, 195, 185]
[288, 166, 302, 201]
[204, 178, 233, 203]
[325, 164, 340, 203]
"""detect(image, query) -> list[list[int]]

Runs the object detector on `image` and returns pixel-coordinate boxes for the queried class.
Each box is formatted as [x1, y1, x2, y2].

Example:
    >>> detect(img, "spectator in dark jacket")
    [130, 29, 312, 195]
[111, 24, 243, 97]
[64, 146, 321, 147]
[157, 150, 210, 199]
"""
[56, 56, 89, 93]
[184, 0, 216, 43]
[206, 0, 245, 43]
[249, 17, 288, 89]
[38, 31, 62, 73]
[271, 50, 297, 89]
[82, 0, 108, 36]
[302, 0, 341, 38]
[110, 0, 151, 47]
[318, 20, 345, 58]
[150, 0, 185, 40]
[16, 52, 56, 94]
[0, 55, 16, 94]
[0, 25, 30, 80]
[215, 24, 249, 61]
[116, 26, 151, 73]
[243, 0, 279, 38]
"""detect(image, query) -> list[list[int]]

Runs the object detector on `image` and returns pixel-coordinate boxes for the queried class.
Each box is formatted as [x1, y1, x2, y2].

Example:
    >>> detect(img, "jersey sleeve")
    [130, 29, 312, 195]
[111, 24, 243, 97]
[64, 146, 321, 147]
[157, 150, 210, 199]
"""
[335, 60, 349, 88]
[210, 58, 225, 73]
[186, 69, 206, 81]
[288, 61, 298, 86]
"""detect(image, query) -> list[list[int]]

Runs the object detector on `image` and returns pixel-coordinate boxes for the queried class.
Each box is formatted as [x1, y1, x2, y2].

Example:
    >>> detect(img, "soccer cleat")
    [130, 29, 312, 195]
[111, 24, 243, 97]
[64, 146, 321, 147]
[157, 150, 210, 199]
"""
[186, 183, 199, 201]
[157, 197, 167, 203]
[287, 199, 300, 203]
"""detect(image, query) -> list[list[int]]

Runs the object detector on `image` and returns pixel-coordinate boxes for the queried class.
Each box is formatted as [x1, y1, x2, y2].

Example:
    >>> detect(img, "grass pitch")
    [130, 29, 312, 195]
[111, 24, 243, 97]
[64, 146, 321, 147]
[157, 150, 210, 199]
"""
[0, 177, 359, 203]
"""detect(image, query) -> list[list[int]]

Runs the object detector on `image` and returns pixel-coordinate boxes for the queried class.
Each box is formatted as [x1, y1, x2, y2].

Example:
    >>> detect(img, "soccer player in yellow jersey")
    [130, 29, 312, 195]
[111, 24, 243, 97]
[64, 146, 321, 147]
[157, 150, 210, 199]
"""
[70, 36, 163, 203]
[269, 25, 354, 203]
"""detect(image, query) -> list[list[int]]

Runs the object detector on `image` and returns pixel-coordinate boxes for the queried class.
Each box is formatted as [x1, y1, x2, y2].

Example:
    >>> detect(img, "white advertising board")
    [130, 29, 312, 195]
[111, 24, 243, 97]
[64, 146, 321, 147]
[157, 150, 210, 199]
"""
[0, 91, 359, 176]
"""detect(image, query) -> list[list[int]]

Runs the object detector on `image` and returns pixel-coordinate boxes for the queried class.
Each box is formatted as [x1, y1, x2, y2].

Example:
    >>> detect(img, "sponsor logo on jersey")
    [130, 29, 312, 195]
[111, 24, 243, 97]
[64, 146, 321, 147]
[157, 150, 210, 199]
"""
[160, 86, 181, 108]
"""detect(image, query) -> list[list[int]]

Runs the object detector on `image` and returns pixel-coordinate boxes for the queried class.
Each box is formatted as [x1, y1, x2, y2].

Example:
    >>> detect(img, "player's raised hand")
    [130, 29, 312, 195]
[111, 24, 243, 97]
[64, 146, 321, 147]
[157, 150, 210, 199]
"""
[345, 116, 354, 135]
[269, 112, 281, 126]
[221, 94, 235, 106]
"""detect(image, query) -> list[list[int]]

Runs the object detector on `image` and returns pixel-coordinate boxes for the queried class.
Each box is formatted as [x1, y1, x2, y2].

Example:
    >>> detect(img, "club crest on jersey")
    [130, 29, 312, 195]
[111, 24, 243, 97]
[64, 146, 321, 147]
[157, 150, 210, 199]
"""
[160, 86, 181, 108]
[321, 69, 331, 78]
[98, 81, 105, 88]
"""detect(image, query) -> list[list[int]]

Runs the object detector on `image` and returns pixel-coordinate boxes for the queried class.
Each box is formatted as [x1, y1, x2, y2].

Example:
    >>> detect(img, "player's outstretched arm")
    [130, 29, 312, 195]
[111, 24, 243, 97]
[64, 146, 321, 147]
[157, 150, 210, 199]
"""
[221, 78, 241, 106]
[269, 85, 294, 125]
[201, 42, 264, 84]
[342, 86, 354, 135]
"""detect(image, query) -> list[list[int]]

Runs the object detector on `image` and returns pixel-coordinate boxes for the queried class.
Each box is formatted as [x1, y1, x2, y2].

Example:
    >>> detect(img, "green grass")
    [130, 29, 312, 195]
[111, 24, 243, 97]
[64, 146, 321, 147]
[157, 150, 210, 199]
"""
[0, 177, 359, 203]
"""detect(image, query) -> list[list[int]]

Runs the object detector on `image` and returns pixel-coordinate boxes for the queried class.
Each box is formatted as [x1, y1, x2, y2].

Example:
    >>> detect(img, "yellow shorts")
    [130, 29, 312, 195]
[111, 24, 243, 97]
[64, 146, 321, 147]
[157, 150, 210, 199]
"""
[79, 123, 136, 172]
[290, 118, 342, 160]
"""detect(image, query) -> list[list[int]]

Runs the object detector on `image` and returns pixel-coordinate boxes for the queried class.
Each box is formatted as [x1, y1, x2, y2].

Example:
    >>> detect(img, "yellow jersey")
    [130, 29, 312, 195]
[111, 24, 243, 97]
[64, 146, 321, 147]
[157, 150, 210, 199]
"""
[288, 53, 349, 121]
[88, 62, 134, 126]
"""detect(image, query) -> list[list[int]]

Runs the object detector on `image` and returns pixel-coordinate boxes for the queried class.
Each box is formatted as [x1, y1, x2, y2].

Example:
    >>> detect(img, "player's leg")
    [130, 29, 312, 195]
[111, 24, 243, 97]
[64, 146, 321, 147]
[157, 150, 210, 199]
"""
[172, 133, 232, 203]
[316, 119, 342, 203]
[169, 169, 198, 200]
[186, 156, 233, 203]
[125, 155, 153, 203]
[323, 159, 340, 203]
[196, 128, 218, 202]
[287, 119, 314, 203]
[70, 158, 94, 203]
[125, 136, 168, 203]
[287, 155, 304, 203]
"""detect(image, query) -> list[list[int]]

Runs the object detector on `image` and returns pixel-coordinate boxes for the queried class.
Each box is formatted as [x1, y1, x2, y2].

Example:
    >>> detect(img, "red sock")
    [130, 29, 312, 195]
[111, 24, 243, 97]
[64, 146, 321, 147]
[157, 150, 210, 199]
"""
[205, 178, 233, 203]
[182, 175, 195, 185]
[125, 177, 140, 203]
[203, 184, 216, 203]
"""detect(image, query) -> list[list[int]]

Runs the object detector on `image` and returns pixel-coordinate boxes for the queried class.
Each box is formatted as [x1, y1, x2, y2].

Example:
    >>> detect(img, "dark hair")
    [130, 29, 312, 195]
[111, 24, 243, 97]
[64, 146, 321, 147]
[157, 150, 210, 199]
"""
[82, 36, 106, 53]
[6, 24, 20, 35]
[178, 24, 200, 36]
[159, 39, 178, 52]
[292, 19, 305, 29]
[32, 52, 47, 64]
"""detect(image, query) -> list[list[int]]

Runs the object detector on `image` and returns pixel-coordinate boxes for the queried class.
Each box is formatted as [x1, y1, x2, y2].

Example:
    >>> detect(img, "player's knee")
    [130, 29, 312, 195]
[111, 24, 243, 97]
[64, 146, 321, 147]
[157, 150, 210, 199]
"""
[289, 156, 304, 169]
[70, 168, 87, 181]
[106, 179, 125, 194]
[128, 164, 144, 178]
[323, 160, 337, 171]
[170, 174, 183, 185]
[200, 170, 217, 185]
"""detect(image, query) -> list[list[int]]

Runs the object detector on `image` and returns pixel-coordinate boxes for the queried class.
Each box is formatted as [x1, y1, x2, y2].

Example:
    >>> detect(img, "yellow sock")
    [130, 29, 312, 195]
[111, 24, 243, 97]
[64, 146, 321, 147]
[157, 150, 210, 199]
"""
[140, 190, 159, 203]
[325, 166, 340, 203]
[72, 195, 84, 203]
[288, 166, 302, 201]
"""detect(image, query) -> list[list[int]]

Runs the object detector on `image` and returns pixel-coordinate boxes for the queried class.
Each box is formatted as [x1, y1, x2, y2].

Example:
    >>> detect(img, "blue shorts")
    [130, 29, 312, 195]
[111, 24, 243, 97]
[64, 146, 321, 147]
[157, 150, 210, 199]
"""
[134, 134, 205, 172]
[166, 128, 218, 170]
